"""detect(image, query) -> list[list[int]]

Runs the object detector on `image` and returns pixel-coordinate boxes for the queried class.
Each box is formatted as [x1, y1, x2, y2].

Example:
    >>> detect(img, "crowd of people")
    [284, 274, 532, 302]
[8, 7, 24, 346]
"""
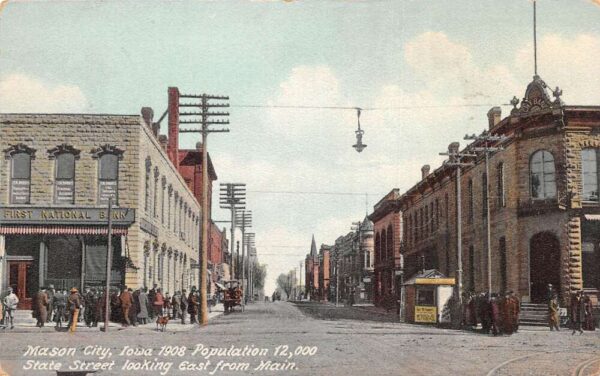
[462, 291, 521, 335]
[1, 284, 219, 330]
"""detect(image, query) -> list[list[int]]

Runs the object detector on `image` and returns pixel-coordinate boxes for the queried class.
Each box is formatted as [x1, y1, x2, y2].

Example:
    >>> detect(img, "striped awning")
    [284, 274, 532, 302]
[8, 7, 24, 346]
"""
[584, 214, 600, 221]
[0, 225, 128, 235]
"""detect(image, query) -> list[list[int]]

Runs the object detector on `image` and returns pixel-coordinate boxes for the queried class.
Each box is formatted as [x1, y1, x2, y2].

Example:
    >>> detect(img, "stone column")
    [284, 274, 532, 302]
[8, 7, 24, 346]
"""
[0, 235, 5, 293]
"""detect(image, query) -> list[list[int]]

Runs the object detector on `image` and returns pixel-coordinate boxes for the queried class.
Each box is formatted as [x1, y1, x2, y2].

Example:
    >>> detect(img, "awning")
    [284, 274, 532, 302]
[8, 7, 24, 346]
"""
[0, 225, 128, 235]
[584, 214, 600, 221]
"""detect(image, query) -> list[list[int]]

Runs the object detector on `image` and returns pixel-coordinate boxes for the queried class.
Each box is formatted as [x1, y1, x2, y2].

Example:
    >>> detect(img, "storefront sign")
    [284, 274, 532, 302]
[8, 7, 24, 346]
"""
[0, 206, 135, 225]
[414, 306, 437, 323]
[98, 180, 118, 205]
[11, 180, 30, 204]
[55, 180, 75, 204]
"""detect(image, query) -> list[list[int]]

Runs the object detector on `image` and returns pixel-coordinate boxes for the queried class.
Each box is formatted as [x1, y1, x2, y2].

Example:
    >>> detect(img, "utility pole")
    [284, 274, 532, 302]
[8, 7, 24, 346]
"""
[219, 183, 246, 281]
[465, 131, 507, 296]
[103, 197, 113, 333]
[237, 212, 252, 309]
[178, 92, 230, 325]
[440, 142, 476, 305]
[299, 261, 303, 300]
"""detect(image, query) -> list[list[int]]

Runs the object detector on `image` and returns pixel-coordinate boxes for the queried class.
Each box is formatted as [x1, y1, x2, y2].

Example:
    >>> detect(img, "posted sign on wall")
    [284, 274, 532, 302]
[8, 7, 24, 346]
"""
[414, 306, 437, 323]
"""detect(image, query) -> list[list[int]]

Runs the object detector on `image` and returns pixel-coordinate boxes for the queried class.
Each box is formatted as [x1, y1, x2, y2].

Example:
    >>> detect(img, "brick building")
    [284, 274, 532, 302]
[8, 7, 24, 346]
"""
[0, 111, 201, 308]
[398, 75, 600, 304]
[164, 87, 229, 295]
[317, 244, 331, 301]
[369, 189, 402, 309]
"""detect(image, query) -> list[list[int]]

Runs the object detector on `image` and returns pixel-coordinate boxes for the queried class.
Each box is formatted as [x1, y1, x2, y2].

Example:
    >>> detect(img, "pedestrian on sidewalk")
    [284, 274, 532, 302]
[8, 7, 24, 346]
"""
[570, 291, 584, 335]
[119, 286, 133, 327]
[3, 287, 19, 329]
[53, 289, 67, 328]
[67, 287, 82, 332]
[548, 293, 560, 331]
[153, 288, 164, 317]
[583, 293, 595, 331]
[148, 284, 157, 320]
[131, 288, 140, 327]
[172, 291, 182, 320]
[137, 287, 149, 325]
[33, 288, 49, 328]
[46, 285, 55, 323]
[164, 292, 172, 317]
[188, 287, 199, 324]
[180, 289, 188, 324]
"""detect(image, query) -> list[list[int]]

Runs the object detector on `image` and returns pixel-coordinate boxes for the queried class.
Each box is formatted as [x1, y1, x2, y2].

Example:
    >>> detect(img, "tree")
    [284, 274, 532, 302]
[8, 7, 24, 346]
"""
[276, 272, 296, 299]
[252, 263, 267, 296]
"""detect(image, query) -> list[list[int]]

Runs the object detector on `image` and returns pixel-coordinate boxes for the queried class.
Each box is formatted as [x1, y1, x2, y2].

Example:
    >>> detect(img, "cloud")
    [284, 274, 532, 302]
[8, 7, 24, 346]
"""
[404, 31, 520, 104]
[0, 73, 88, 113]
[515, 34, 600, 105]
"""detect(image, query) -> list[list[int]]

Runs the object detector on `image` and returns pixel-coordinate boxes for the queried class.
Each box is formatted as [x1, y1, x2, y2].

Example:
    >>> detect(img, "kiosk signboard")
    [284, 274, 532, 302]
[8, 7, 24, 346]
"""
[414, 306, 437, 323]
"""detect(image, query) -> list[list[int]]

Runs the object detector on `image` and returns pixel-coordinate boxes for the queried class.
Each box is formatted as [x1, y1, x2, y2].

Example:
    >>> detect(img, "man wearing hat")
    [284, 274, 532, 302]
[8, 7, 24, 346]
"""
[3, 287, 19, 329]
[67, 287, 82, 332]
[46, 284, 55, 323]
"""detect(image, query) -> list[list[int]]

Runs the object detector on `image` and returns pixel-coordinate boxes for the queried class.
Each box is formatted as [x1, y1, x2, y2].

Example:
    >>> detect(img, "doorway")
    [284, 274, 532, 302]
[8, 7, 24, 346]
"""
[529, 232, 561, 303]
[8, 259, 34, 309]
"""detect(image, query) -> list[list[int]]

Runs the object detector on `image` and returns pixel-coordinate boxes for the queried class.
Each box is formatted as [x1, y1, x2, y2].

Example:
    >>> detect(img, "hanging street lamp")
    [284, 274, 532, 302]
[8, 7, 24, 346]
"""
[352, 108, 367, 153]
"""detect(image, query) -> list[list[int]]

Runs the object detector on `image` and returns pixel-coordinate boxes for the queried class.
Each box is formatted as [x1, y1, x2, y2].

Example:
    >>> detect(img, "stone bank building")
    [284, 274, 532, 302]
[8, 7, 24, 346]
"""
[397, 76, 600, 304]
[0, 112, 201, 309]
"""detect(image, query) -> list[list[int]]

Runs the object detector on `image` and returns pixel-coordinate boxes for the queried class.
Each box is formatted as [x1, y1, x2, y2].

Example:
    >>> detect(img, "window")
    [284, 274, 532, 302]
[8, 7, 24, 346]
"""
[468, 179, 474, 223]
[444, 193, 449, 229]
[497, 163, 505, 208]
[161, 177, 166, 223]
[530, 150, 556, 199]
[416, 288, 435, 306]
[54, 153, 76, 204]
[582, 148, 598, 202]
[93, 145, 123, 205]
[145, 158, 152, 213]
[482, 173, 488, 218]
[10, 152, 32, 204]
[153, 167, 159, 217]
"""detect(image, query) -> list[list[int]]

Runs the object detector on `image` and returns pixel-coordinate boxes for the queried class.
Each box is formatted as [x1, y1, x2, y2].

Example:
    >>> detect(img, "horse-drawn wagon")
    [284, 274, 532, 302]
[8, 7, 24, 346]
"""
[223, 280, 243, 313]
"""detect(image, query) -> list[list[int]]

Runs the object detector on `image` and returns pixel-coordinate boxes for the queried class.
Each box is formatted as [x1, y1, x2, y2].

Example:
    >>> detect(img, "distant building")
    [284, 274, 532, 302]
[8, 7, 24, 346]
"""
[305, 235, 319, 300]
[317, 244, 331, 301]
[369, 189, 403, 309]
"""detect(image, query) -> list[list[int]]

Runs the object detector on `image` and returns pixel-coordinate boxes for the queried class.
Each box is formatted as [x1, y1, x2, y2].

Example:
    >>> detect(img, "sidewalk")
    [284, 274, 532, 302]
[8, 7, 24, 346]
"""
[0, 303, 224, 333]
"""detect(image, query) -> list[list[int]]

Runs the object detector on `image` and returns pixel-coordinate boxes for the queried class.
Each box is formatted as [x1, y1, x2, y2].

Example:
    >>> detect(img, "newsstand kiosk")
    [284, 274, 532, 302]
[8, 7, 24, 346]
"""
[403, 269, 455, 325]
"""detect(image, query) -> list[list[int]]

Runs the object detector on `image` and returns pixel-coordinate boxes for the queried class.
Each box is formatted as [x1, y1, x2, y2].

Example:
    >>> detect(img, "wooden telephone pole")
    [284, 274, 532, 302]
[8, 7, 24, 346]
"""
[179, 93, 229, 325]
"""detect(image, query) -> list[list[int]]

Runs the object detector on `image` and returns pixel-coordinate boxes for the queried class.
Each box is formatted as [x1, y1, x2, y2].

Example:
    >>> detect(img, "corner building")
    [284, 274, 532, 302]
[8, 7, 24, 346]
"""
[399, 76, 600, 304]
[0, 113, 201, 309]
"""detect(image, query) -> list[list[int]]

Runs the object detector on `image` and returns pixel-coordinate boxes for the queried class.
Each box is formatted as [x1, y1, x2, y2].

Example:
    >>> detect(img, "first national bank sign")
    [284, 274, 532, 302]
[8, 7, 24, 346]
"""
[0, 207, 135, 226]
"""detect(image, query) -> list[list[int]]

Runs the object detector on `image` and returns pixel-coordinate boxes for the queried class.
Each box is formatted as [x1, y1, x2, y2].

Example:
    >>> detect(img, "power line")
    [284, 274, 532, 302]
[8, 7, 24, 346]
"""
[231, 103, 512, 111]
[248, 190, 382, 196]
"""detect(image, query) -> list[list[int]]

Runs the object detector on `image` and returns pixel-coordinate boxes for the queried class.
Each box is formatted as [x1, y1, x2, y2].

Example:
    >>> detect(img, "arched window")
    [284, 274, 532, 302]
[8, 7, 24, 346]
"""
[5, 144, 36, 204]
[530, 150, 556, 199]
[375, 233, 381, 263]
[381, 229, 387, 261]
[92, 145, 124, 205]
[145, 158, 152, 213]
[582, 148, 599, 202]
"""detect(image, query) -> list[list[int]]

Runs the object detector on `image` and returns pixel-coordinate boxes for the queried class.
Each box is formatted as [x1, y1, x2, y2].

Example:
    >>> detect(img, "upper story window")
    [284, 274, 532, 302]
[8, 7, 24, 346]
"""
[5, 144, 36, 204]
[482, 173, 488, 217]
[530, 150, 556, 200]
[153, 167, 159, 217]
[48, 144, 80, 205]
[468, 179, 474, 223]
[497, 162, 505, 208]
[144, 158, 152, 213]
[582, 148, 599, 202]
[92, 144, 124, 206]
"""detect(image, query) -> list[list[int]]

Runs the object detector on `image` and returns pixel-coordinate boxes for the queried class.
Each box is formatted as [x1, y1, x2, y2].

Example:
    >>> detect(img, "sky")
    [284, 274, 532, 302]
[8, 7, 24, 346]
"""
[1, 0, 599, 295]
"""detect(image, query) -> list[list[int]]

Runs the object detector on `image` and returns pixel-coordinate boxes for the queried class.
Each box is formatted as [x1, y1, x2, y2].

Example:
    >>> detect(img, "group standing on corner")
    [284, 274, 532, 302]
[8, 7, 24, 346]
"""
[462, 290, 521, 335]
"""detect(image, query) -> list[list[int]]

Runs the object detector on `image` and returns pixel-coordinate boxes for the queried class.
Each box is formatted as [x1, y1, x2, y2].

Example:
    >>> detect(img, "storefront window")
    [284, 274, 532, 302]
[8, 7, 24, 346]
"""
[416, 288, 434, 306]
